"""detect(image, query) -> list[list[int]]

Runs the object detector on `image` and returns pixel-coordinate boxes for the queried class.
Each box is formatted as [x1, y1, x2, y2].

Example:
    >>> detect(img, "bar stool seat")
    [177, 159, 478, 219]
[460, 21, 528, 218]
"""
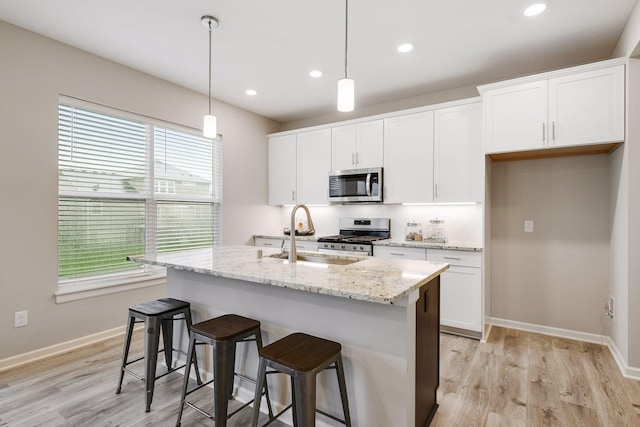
[116, 297, 202, 412]
[251, 332, 352, 427]
[176, 314, 274, 427]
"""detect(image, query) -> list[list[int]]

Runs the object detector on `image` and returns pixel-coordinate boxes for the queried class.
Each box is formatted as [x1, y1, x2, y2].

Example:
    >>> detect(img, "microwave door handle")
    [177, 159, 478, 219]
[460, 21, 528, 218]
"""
[366, 173, 372, 196]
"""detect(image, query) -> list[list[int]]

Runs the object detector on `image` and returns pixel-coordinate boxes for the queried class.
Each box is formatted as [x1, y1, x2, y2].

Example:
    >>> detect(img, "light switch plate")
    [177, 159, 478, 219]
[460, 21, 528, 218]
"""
[524, 220, 534, 233]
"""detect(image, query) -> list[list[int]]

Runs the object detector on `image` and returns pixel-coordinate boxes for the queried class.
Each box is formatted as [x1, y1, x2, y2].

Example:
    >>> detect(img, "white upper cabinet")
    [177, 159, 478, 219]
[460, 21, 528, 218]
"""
[268, 134, 297, 205]
[548, 66, 625, 148]
[331, 120, 383, 170]
[483, 81, 548, 154]
[384, 111, 434, 204]
[482, 62, 625, 155]
[296, 128, 331, 204]
[434, 102, 484, 203]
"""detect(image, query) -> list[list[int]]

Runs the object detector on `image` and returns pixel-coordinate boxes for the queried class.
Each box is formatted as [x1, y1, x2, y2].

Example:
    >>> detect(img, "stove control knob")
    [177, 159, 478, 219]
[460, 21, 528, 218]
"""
[330, 244, 335, 249]
[360, 246, 364, 250]
[341, 244, 346, 249]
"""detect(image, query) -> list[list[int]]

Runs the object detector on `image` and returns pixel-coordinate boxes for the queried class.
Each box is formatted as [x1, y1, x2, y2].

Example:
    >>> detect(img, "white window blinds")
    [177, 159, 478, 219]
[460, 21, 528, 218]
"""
[58, 101, 221, 281]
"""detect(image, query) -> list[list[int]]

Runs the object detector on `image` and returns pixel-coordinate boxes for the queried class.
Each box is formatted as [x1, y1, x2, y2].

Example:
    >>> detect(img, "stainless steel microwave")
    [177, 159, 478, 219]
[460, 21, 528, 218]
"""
[328, 167, 383, 203]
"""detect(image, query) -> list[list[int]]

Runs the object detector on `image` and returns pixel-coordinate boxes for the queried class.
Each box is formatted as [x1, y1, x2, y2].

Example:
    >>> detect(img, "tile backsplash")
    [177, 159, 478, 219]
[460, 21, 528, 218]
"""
[279, 203, 483, 247]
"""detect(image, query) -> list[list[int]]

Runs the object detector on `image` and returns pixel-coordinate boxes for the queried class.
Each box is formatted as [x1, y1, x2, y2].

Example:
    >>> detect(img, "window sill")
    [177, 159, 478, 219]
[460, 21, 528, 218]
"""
[55, 269, 167, 304]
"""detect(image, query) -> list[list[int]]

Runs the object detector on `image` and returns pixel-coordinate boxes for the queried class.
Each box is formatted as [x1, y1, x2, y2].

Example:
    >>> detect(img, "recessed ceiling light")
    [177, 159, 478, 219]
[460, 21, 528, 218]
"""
[523, 1, 548, 16]
[309, 70, 323, 78]
[245, 89, 257, 96]
[397, 43, 414, 53]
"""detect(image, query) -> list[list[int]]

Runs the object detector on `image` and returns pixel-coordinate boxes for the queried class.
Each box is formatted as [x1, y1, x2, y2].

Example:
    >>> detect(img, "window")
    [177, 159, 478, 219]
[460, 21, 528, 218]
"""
[57, 99, 222, 288]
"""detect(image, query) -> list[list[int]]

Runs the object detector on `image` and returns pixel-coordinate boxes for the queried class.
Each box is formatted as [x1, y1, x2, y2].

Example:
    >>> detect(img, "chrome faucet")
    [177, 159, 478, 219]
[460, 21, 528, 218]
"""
[289, 204, 315, 264]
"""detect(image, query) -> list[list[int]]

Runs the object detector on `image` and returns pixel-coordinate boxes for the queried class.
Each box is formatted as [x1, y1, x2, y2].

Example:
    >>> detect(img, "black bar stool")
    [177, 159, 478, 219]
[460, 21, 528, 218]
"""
[116, 297, 202, 412]
[176, 314, 274, 427]
[251, 332, 352, 427]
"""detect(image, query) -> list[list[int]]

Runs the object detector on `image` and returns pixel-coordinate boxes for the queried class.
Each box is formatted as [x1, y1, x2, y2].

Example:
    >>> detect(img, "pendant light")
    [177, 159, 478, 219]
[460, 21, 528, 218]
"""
[201, 15, 219, 138]
[337, 0, 354, 112]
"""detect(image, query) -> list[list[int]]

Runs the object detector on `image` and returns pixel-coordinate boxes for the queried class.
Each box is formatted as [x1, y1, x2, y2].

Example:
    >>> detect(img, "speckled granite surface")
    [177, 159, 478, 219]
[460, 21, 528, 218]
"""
[128, 245, 448, 305]
[373, 239, 483, 252]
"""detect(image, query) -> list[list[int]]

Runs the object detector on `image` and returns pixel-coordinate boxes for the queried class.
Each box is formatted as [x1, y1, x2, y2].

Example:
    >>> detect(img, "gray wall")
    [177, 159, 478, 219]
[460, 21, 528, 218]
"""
[0, 20, 280, 359]
[490, 155, 611, 335]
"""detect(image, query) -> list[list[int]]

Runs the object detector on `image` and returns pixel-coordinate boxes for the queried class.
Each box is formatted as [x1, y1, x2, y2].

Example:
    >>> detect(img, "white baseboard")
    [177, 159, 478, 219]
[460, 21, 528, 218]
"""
[488, 317, 640, 381]
[605, 336, 640, 381]
[0, 325, 131, 373]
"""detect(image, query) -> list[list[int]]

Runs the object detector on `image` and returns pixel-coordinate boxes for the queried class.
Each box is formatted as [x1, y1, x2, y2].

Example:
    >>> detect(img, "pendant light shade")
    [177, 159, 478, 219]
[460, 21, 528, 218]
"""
[337, 0, 354, 112]
[201, 15, 219, 138]
[203, 114, 217, 138]
[337, 78, 355, 112]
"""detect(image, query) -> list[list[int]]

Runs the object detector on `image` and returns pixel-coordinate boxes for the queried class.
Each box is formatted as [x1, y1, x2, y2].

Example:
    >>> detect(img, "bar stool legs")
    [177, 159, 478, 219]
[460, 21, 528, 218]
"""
[176, 314, 274, 427]
[251, 332, 352, 427]
[115, 298, 202, 413]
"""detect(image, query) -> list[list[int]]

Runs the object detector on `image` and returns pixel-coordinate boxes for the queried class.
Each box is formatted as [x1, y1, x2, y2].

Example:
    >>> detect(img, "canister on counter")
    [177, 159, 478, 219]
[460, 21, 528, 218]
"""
[426, 218, 446, 243]
[405, 221, 423, 241]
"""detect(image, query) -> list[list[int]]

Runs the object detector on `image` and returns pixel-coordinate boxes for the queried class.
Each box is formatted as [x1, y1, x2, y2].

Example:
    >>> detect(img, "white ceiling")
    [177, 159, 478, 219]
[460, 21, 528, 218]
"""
[0, 0, 637, 123]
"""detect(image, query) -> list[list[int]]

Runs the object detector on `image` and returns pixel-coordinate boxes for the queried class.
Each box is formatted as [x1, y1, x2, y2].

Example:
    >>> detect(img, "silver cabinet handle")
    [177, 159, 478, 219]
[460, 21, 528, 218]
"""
[552, 121, 556, 141]
[292, 190, 295, 201]
[352, 153, 355, 165]
[435, 183, 438, 199]
[356, 152, 359, 165]
[262, 243, 273, 246]
[390, 252, 405, 256]
[542, 122, 546, 143]
[443, 256, 461, 260]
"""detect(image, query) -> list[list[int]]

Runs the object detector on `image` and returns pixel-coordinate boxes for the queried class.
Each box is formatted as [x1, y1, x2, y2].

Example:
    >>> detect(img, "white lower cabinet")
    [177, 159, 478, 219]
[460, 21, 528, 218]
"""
[373, 245, 427, 260]
[427, 249, 482, 335]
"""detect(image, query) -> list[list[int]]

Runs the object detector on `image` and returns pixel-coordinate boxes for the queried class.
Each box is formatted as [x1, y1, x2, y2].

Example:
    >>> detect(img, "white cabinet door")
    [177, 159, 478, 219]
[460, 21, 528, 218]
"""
[331, 125, 357, 170]
[438, 266, 482, 332]
[548, 65, 625, 148]
[434, 102, 483, 203]
[268, 135, 297, 205]
[484, 80, 548, 154]
[373, 245, 427, 260]
[297, 128, 331, 204]
[355, 120, 384, 168]
[332, 120, 384, 170]
[384, 111, 434, 204]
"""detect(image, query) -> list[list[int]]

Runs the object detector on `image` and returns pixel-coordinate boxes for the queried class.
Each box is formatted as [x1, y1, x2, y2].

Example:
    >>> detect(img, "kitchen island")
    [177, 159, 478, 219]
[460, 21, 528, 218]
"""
[128, 246, 448, 427]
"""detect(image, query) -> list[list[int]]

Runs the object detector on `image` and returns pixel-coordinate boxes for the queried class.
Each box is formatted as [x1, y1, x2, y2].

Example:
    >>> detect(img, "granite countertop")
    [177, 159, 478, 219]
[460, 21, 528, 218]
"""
[128, 245, 448, 305]
[373, 239, 483, 252]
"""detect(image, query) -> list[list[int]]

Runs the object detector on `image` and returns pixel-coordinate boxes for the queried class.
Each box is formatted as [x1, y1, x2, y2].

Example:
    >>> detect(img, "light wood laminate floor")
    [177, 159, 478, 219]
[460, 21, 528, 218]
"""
[1, 326, 639, 426]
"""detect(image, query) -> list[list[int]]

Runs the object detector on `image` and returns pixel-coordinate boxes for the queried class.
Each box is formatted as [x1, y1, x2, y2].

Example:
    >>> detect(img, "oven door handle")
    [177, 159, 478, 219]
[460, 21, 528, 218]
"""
[366, 173, 372, 196]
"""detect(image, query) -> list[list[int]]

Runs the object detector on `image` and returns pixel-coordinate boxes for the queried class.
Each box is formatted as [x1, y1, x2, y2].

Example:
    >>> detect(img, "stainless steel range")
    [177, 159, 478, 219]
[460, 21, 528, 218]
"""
[317, 218, 390, 256]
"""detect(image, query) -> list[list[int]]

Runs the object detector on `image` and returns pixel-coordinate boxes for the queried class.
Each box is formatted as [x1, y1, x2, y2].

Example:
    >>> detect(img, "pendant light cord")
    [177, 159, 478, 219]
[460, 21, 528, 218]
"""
[208, 19, 212, 115]
[344, 0, 349, 79]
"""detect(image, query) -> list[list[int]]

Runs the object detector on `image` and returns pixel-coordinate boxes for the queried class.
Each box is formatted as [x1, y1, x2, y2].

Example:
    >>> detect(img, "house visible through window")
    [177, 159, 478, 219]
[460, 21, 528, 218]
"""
[58, 100, 222, 281]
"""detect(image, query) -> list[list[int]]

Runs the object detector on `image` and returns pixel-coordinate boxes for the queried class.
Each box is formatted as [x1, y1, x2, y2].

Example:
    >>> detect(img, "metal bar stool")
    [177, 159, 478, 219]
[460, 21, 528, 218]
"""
[251, 332, 352, 427]
[116, 297, 202, 412]
[176, 314, 274, 427]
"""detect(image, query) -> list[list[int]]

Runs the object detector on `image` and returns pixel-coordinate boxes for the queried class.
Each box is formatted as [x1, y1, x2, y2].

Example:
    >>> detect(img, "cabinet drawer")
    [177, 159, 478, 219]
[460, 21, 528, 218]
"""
[285, 240, 318, 251]
[427, 249, 481, 267]
[374, 246, 427, 260]
[254, 237, 283, 248]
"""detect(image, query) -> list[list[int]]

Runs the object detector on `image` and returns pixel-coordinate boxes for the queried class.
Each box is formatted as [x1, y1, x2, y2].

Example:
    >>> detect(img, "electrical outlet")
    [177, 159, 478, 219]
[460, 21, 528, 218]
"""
[15, 310, 28, 327]
[524, 220, 534, 233]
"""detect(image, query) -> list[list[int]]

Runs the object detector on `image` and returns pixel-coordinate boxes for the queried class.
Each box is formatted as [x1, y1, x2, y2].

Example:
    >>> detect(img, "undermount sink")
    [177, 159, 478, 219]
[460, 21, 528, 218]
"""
[269, 253, 360, 265]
